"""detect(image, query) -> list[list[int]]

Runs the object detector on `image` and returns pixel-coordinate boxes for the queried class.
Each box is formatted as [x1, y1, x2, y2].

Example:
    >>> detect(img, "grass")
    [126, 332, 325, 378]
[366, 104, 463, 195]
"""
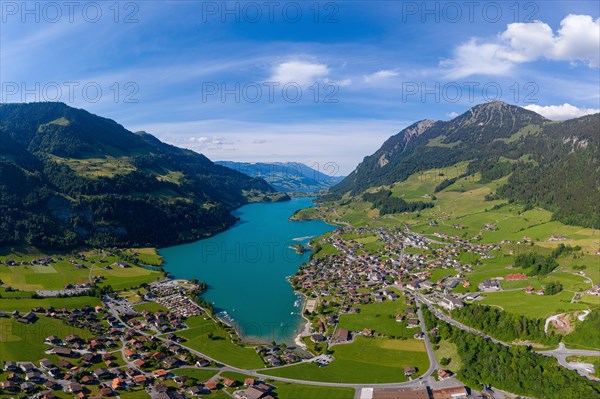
[175, 317, 264, 369]
[171, 368, 219, 381]
[433, 339, 462, 373]
[480, 290, 590, 318]
[0, 251, 162, 291]
[134, 301, 169, 313]
[0, 317, 94, 362]
[0, 296, 101, 312]
[338, 294, 411, 337]
[116, 388, 153, 399]
[261, 336, 429, 383]
[50, 155, 137, 179]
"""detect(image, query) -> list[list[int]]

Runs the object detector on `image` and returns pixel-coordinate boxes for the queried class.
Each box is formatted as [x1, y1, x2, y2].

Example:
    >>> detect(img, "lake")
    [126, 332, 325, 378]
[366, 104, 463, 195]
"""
[159, 197, 335, 344]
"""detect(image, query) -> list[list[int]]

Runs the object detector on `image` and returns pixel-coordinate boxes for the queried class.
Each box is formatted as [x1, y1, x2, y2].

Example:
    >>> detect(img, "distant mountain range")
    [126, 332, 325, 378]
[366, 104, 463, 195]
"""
[328, 101, 599, 228]
[0, 102, 287, 249]
[215, 161, 345, 193]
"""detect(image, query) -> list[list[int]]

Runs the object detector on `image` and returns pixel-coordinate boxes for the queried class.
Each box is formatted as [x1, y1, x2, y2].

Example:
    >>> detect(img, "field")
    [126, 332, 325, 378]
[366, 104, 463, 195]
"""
[174, 316, 265, 369]
[480, 290, 590, 318]
[261, 336, 428, 383]
[0, 296, 101, 312]
[134, 301, 169, 313]
[171, 368, 219, 381]
[0, 250, 162, 291]
[433, 339, 462, 373]
[0, 317, 94, 362]
[338, 294, 410, 337]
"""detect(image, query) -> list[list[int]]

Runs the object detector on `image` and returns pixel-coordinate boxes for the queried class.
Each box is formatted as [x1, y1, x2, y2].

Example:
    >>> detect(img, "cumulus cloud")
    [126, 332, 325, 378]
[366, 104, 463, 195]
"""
[364, 69, 400, 83]
[188, 136, 234, 150]
[524, 103, 599, 120]
[446, 112, 459, 119]
[269, 61, 330, 86]
[441, 14, 600, 78]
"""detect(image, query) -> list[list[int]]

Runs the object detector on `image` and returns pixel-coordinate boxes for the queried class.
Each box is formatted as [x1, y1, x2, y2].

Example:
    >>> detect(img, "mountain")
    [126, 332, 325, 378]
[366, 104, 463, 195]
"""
[327, 101, 599, 228]
[215, 161, 345, 193]
[0, 102, 288, 249]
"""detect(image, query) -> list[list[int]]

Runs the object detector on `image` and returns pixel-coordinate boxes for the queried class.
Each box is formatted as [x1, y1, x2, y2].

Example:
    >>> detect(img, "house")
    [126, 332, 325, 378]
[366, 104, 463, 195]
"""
[58, 359, 73, 369]
[98, 386, 113, 396]
[45, 335, 61, 344]
[25, 371, 45, 383]
[195, 358, 210, 367]
[244, 378, 256, 386]
[203, 380, 218, 391]
[263, 355, 283, 367]
[403, 366, 417, 376]
[20, 382, 36, 392]
[223, 378, 237, 387]
[440, 295, 463, 310]
[40, 359, 54, 370]
[310, 333, 326, 343]
[18, 311, 37, 324]
[186, 385, 207, 396]
[0, 381, 18, 392]
[525, 285, 535, 294]
[92, 368, 111, 380]
[3, 361, 18, 371]
[81, 375, 98, 385]
[52, 346, 74, 357]
[407, 318, 420, 328]
[332, 328, 350, 343]
[67, 382, 84, 393]
[432, 386, 468, 399]
[133, 374, 148, 385]
[153, 369, 168, 378]
[478, 279, 500, 291]
[437, 369, 454, 379]
[234, 386, 269, 399]
[373, 388, 429, 399]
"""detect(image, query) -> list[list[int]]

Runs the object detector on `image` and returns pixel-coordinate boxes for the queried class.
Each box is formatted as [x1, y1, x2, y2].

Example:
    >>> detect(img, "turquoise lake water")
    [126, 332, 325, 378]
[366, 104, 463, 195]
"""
[159, 197, 335, 344]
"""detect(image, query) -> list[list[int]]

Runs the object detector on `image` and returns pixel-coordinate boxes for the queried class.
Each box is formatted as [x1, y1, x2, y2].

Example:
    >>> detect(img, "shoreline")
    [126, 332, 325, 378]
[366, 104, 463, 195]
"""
[293, 290, 311, 350]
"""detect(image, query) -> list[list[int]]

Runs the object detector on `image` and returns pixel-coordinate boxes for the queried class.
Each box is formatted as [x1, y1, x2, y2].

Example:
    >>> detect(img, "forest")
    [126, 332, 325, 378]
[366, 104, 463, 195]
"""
[363, 189, 433, 215]
[423, 308, 600, 399]
[451, 304, 560, 345]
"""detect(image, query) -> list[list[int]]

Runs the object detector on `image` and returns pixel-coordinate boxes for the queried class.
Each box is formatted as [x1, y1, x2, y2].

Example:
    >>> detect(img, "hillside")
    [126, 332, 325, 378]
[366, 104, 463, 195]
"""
[216, 161, 345, 192]
[0, 102, 288, 249]
[327, 101, 600, 228]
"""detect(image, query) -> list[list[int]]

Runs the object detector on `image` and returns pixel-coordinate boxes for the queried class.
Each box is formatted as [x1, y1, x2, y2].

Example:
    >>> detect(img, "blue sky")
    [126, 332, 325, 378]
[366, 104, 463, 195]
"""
[1, 1, 599, 174]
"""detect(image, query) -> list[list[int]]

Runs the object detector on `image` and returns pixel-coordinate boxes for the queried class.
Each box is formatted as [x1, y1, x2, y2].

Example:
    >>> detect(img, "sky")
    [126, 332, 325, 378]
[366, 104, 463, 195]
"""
[1, 1, 599, 175]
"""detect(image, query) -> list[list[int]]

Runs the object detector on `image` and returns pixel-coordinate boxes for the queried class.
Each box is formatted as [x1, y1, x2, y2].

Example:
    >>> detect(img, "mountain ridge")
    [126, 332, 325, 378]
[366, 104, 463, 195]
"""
[327, 101, 599, 228]
[215, 161, 345, 192]
[0, 102, 288, 249]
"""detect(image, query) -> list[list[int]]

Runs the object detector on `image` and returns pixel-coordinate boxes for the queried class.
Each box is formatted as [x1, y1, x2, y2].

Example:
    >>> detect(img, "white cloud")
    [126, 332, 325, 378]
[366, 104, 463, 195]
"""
[364, 69, 399, 83]
[524, 103, 599, 120]
[269, 61, 330, 86]
[446, 112, 459, 119]
[441, 14, 600, 78]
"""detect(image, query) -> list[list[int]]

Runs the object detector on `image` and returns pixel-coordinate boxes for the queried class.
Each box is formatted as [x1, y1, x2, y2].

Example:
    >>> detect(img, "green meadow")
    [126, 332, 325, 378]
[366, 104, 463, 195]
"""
[261, 337, 428, 383]
[0, 317, 94, 362]
[174, 316, 264, 369]
[338, 294, 411, 337]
